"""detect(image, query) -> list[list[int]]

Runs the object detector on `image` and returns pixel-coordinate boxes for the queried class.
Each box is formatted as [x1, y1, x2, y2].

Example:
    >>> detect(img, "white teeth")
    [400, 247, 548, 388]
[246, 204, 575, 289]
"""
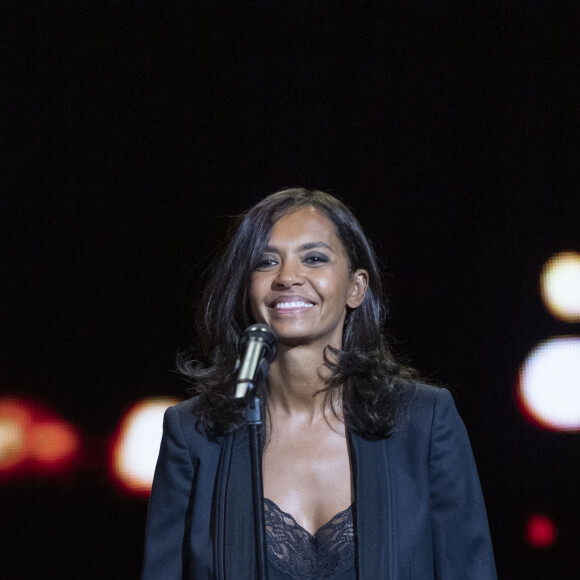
[274, 301, 314, 309]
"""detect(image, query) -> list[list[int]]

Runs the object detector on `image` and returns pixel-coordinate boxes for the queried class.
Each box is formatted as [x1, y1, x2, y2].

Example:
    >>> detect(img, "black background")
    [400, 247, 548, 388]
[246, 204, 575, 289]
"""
[2, 2, 579, 579]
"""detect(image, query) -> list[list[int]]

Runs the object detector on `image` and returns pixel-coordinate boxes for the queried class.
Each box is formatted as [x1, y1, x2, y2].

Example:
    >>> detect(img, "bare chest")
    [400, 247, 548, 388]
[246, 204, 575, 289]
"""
[262, 423, 353, 536]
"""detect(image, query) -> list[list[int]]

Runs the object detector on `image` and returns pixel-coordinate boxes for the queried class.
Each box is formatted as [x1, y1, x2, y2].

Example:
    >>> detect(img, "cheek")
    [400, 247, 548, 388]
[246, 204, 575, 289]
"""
[248, 276, 265, 319]
[319, 274, 351, 307]
[336, 281, 357, 311]
[247, 276, 256, 305]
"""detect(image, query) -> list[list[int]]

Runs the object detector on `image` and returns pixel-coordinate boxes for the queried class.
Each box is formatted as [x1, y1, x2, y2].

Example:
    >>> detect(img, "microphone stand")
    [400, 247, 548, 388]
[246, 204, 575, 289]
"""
[243, 383, 269, 580]
[234, 323, 276, 580]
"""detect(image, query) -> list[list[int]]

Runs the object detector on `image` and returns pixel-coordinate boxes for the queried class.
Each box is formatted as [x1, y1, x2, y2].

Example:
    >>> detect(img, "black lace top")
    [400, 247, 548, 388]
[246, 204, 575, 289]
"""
[264, 497, 356, 580]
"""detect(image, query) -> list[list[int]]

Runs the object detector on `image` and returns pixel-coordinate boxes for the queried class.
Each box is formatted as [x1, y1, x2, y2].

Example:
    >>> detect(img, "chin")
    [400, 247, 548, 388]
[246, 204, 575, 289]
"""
[263, 321, 303, 341]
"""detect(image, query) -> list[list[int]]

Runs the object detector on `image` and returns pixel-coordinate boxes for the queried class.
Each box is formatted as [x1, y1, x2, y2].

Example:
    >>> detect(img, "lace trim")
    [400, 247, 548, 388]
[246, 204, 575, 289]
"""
[264, 497, 355, 580]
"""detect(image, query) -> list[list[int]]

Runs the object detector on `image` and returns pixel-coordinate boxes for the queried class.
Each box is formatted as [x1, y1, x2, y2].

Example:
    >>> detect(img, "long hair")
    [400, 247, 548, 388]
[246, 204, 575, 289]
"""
[178, 188, 419, 438]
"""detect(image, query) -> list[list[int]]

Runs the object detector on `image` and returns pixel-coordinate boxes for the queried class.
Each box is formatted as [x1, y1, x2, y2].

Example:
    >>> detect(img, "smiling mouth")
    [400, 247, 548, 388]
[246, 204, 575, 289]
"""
[272, 301, 314, 310]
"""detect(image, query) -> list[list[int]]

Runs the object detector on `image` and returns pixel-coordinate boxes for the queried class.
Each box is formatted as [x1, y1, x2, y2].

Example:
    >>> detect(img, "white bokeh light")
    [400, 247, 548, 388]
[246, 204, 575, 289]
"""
[111, 397, 180, 494]
[540, 251, 580, 322]
[517, 337, 580, 432]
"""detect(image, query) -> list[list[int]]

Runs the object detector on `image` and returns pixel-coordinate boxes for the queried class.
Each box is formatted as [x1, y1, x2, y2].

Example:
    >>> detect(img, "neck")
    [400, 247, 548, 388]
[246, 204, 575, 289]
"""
[267, 343, 338, 420]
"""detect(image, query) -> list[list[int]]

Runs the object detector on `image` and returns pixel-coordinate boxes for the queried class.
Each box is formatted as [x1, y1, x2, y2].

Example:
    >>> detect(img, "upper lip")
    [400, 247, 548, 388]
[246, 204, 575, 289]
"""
[269, 295, 315, 307]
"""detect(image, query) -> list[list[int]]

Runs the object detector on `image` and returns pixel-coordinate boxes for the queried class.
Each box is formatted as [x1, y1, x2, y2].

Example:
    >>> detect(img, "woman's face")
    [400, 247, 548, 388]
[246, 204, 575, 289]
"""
[248, 206, 368, 349]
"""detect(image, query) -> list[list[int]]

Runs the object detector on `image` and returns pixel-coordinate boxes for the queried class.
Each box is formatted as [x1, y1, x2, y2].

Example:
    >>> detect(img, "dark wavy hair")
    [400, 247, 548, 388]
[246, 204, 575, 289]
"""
[178, 187, 420, 439]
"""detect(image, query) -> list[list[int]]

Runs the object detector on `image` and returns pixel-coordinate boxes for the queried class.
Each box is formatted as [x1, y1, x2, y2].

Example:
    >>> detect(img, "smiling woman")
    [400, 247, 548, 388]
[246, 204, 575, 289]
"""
[175, 189, 410, 439]
[249, 207, 368, 351]
[141, 188, 497, 580]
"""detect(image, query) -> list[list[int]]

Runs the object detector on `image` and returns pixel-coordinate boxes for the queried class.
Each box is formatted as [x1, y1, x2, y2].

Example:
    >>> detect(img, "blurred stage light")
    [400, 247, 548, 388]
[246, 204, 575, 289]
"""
[0, 398, 81, 478]
[30, 422, 80, 468]
[526, 514, 557, 548]
[517, 337, 580, 432]
[0, 400, 29, 472]
[109, 397, 180, 496]
[540, 251, 580, 322]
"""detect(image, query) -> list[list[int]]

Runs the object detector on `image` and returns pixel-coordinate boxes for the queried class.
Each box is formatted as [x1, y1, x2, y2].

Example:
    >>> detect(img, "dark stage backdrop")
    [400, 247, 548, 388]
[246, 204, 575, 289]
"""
[2, 2, 579, 579]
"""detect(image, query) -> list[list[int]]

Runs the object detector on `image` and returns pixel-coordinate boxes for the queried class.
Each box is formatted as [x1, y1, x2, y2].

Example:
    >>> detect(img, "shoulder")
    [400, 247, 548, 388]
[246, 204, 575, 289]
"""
[163, 396, 201, 428]
[395, 383, 462, 438]
[400, 382, 453, 417]
[170, 395, 204, 416]
[162, 396, 221, 453]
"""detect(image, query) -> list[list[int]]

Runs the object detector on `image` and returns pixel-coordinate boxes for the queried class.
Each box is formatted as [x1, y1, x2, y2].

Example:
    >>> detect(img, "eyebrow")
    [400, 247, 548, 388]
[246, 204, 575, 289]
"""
[263, 241, 336, 253]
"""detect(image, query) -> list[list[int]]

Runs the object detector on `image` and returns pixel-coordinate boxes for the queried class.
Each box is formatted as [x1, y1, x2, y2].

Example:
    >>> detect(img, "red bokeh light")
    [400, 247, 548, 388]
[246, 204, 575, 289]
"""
[526, 514, 557, 548]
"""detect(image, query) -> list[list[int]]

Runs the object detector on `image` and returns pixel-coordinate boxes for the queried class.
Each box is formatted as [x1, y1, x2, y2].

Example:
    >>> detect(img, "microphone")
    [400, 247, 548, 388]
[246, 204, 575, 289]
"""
[234, 324, 278, 400]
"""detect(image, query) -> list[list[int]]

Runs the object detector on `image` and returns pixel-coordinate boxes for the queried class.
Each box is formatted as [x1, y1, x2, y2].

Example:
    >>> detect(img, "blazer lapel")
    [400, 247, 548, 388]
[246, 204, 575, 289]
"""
[349, 432, 395, 579]
[213, 427, 256, 580]
[215, 428, 396, 579]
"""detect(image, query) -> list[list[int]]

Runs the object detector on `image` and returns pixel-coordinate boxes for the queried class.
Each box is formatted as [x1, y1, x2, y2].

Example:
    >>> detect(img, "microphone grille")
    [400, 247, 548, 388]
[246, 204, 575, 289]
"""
[240, 323, 278, 359]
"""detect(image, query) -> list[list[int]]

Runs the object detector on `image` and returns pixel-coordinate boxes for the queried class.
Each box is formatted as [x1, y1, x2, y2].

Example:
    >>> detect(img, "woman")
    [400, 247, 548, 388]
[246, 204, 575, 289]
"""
[142, 188, 497, 579]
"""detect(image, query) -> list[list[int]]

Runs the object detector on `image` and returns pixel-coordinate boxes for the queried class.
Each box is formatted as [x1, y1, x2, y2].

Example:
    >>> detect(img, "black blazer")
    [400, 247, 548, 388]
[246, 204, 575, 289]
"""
[142, 385, 496, 579]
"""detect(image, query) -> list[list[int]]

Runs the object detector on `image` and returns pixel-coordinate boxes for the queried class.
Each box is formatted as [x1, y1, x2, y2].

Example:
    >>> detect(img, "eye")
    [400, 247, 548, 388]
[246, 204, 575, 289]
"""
[255, 256, 278, 270]
[303, 253, 329, 266]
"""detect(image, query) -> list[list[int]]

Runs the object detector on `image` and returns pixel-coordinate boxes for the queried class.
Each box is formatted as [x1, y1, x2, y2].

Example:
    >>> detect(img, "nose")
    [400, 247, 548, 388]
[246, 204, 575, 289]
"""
[273, 259, 303, 288]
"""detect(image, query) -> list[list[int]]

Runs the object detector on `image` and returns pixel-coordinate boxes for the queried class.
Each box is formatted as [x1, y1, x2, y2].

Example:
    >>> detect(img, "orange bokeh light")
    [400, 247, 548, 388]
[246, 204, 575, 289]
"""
[0, 397, 81, 478]
[30, 422, 80, 466]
